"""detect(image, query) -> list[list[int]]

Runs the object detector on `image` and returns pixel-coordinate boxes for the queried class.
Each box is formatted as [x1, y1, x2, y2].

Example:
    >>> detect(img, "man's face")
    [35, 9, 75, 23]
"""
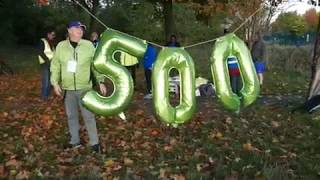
[68, 26, 84, 40]
[47, 32, 56, 41]
[91, 32, 98, 41]
[171, 36, 176, 42]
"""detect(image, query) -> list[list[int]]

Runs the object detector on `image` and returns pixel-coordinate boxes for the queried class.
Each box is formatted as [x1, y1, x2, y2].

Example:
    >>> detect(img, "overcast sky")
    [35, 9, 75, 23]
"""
[271, 0, 320, 22]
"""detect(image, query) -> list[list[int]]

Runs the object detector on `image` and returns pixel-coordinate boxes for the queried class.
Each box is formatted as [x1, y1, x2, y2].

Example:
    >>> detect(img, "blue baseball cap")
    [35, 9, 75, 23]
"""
[68, 21, 86, 30]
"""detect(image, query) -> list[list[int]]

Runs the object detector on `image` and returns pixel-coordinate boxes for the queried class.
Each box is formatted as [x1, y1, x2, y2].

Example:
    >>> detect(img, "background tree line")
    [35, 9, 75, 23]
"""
[0, 0, 285, 47]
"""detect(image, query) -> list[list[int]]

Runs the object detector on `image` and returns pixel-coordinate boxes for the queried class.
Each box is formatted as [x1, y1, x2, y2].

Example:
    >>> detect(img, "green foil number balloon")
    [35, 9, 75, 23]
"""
[82, 29, 147, 116]
[210, 33, 260, 112]
[153, 48, 196, 126]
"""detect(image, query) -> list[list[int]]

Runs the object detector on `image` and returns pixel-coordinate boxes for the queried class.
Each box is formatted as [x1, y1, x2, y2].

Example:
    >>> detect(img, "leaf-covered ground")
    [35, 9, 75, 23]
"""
[0, 68, 320, 179]
[0, 45, 319, 179]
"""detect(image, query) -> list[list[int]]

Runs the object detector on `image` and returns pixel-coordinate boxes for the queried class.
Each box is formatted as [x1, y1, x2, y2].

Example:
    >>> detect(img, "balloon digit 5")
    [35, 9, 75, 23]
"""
[82, 29, 147, 116]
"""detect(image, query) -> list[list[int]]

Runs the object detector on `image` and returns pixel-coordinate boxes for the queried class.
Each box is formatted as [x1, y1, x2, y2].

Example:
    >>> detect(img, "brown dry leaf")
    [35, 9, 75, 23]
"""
[9, 169, 17, 176]
[159, 168, 166, 178]
[21, 127, 35, 138]
[243, 143, 254, 151]
[0, 164, 5, 177]
[16, 170, 30, 180]
[112, 164, 122, 171]
[169, 174, 186, 180]
[6, 96, 14, 101]
[140, 142, 151, 150]
[164, 145, 173, 151]
[149, 128, 161, 136]
[196, 163, 204, 172]
[102, 175, 113, 180]
[104, 160, 114, 167]
[5, 159, 19, 167]
[27, 144, 34, 151]
[3, 112, 8, 117]
[23, 147, 29, 154]
[272, 138, 279, 143]
[169, 138, 178, 145]
[135, 109, 144, 116]
[271, 121, 280, 128]
[41, 114, 53, 129]
[225, 117, 232, 125]
[209, 131, 223, 139]
[216, 132, 223, 139]
[288, 152, 297, 158]
[123, 158, 134, 166]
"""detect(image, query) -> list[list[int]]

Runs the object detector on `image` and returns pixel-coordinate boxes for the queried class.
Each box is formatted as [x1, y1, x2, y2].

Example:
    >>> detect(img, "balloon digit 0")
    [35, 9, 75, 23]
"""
[210, 33, 260, 112]
[153, 48, 196, 126]
[82, 29, 147, 116]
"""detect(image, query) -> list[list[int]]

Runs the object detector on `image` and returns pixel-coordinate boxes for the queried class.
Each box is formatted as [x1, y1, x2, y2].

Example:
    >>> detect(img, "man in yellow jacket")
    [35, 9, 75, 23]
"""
[51, 21, 106, 153]
[38, 28, 55, 101]
[120, 51, 139, 86]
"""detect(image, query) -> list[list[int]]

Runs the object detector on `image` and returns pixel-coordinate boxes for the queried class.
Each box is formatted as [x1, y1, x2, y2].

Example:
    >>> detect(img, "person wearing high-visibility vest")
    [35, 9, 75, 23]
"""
[120, 51, 139, 86]
[38, 28, 55, 101]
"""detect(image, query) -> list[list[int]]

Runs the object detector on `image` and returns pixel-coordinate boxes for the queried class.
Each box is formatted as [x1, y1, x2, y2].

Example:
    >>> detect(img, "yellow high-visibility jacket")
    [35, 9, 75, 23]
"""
[38, 38, 54, 64]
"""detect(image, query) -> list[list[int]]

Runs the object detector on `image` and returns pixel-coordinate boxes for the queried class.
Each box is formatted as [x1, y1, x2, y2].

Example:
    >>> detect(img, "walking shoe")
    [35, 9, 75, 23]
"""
[64, 143, 82, 150]
[144, 93, 152, 99]
[91, 144, 101, 153]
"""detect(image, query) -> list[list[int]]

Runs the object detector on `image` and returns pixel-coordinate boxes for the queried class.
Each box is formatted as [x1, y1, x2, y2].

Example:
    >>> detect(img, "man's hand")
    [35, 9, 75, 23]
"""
[99, 83, 107, 96]
[53, 85, 62, 96]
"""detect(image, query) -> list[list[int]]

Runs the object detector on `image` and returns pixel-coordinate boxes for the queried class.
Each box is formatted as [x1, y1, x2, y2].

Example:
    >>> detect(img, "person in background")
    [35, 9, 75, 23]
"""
[224, 28, 242, 95]
[38, 28, 56, 101]
[50, 21, 107, 153]
[143, 44, 157, 99]
[166, 34, 181, 47]
[227, 56, 242, 95]
[120, 52, 139, 86]
[166, 34, 180, 77]
[251, 32, 266, 85]
[90, 31, 99, 48]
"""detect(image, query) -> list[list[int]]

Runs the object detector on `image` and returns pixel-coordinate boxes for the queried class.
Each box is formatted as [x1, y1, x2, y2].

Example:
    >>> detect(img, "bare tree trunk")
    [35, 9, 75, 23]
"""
[307, 13, 320, 99]
[163, 0, 174, 42]
[311, 15, 320, 79]
[88, 0, 99, 33]
[72, 0, 100, 34]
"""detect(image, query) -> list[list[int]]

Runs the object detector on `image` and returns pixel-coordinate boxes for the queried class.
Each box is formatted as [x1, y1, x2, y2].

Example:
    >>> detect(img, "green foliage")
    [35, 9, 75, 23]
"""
[266, 44, 312, 73]
[98, 1, 164, 43]
[97, 2, 225, 45]
[0, 45, 38, 74]
[99, 4, 131, 33]
[174, 3, 224, 45]
[272, 12, 307, 36]
[0, 0, 34, 44]
[127, 2, 164, 43]
[0, 0, 90, 45]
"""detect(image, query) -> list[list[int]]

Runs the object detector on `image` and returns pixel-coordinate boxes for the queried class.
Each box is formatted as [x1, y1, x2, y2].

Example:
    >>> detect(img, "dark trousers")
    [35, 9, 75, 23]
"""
[230, 75, 242, 96]
[144, 68, 152, 93]
[41, 63, 50, 100]
[125, 65, 136, 85]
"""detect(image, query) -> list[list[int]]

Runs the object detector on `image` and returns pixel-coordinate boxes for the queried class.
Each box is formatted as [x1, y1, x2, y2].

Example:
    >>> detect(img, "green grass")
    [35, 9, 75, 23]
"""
[0, 45, 39, 74]
[263, 68, 310, 96]
[1, 45, 320, 179]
